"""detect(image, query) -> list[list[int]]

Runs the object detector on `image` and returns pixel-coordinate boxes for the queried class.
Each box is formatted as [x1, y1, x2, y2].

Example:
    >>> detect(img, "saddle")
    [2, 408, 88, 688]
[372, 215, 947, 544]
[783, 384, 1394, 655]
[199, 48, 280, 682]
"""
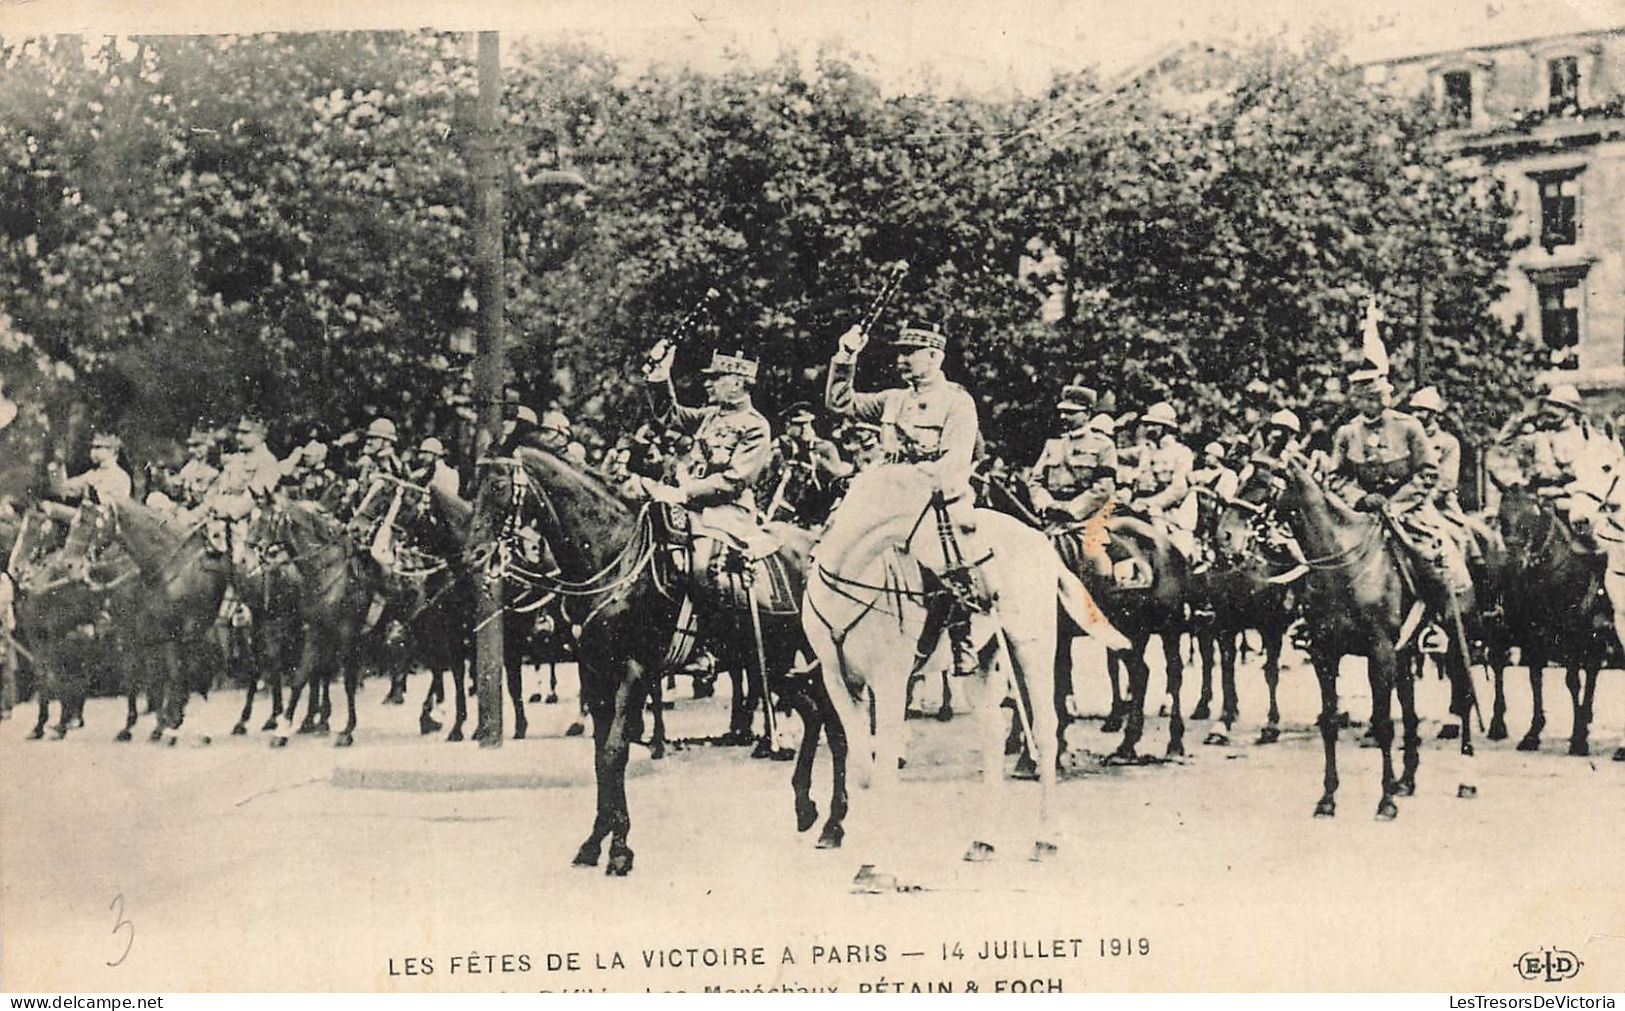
[652, 503, 799, 616]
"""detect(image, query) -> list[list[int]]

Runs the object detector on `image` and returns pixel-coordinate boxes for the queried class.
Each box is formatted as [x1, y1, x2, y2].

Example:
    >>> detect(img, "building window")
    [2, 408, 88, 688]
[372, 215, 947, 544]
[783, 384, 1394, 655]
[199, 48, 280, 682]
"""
[1534, 171, 1580, 249]
[1442, 70, 1474, 127]
[1537, 279, 1582, 369]
[1548, 55, 1580, 114]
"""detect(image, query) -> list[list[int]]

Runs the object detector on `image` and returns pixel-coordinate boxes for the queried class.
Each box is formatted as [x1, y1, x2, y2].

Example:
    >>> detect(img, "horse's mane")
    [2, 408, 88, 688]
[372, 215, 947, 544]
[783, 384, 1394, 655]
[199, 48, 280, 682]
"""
[427, 483, 473, 540]
[514, 446, 631, 520]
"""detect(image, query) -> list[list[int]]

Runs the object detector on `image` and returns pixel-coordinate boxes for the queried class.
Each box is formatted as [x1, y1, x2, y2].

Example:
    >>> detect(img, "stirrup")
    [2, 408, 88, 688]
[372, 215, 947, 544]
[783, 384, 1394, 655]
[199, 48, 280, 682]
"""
[943, 564, 994, 614]
[1418, 623, 1449, 655]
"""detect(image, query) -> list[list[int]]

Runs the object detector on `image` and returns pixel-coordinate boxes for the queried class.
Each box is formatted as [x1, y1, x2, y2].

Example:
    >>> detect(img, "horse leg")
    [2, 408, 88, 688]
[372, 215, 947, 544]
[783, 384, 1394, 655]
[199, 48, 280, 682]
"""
[1394, 651, 1421, 796]
[1163, 630, 1186, 758]
[573, 686, 614, 867]
[819, 686, 851, 850]
[1518, 655, 1545, 751]
[335, 654, 358, 748]
[1368, 644, 1399, 820]
[506, 649, 527, 740]
[420, 667, 444, 735]
[234, 674, 257, 736]
[1101, 651, 1125, 733]
[29, 689, 48, 740]
[1312, 652, 1340, 817]
[1110, 639, 1151, 763]
[272, 637, 318, 747]
[546, 659, 559, 705]
[1192, 628, 1215, 722]
[936, 670, 953, 722]
[1565, 662, 1588, 757]
[785, 678, 822, 832]
[1258, 626, 1284, 745]
[602, 667, 641, 876]
[1487, 643, 1508, 742]
[117, 666, 138, 743]
[448, 658, 468, 742]
[160, 640, 188, 746]
[647, 674, 667, 760]
[1052, 633, 1075, 767]
[1219, 630, 1240, 727]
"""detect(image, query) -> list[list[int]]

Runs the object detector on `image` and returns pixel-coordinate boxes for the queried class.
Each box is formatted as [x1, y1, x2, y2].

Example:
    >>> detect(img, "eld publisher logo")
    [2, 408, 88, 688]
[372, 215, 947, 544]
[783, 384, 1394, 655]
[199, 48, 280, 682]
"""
[1516, 948, 1583, 983]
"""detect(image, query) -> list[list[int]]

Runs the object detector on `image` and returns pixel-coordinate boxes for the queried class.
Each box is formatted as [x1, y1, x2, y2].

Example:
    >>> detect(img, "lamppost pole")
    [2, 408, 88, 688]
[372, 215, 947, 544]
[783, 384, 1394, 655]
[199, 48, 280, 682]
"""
[471, 29, 506, 749]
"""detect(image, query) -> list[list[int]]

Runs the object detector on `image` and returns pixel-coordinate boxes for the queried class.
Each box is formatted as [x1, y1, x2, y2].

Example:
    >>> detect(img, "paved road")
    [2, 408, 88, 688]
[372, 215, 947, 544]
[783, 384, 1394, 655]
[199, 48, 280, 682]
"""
[3, 644, 1623, 992]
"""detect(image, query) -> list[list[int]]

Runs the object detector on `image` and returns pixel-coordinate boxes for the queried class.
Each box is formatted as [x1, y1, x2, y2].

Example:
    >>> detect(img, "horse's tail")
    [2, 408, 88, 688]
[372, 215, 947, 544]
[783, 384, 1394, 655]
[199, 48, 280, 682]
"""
[1057, 565, 1130, 652]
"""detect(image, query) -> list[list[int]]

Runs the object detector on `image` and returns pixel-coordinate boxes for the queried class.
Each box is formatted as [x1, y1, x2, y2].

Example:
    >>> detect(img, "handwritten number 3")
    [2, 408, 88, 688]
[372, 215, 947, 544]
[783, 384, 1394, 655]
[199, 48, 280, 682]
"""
[107, 893, 133, 967]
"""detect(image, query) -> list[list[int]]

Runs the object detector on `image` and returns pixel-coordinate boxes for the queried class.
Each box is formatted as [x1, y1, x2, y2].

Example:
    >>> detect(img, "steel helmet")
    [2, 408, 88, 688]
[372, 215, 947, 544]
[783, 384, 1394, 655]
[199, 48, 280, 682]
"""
[418, 436, 446, 457]
[1545, 384, 1584, 412]
[1266, 409, 1302, 435]
[512, 405, 539, 427]
[365, 418, 399, 443]
[539, 410, 571, 435]
[1407, 386, 1445, 414]
[1139, 402, 1179, 429]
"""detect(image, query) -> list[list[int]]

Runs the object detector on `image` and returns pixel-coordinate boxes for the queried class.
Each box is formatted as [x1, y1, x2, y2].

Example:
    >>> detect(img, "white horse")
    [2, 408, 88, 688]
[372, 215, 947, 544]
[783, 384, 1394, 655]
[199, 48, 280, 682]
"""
[801, 464, 1123, 876]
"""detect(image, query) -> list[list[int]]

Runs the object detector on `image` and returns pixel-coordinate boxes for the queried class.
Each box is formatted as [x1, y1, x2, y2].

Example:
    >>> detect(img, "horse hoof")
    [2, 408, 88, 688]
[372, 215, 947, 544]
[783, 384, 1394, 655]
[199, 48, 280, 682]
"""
[231, 723, 247, 736]
[1568, 739, 1589, 757]
[419, 715, 442, 735]
[934, 705, 954, 723]
[51, 727, 67, 741]
[1190, 702, 1211, 721]
[296, 723, 317, 736]
[270, 736, 288, 749]
[528, 692, 543, 704]
[447, 729, 464, 743]
[545, 693, 558, 705]
[1375, 798, 1399, 821]
[795, 800, 819, 833]
[261, 718, 278, 732]
[335, 732, 353, 748]
[606, 850, 634, 876]
[148, 728, 163, 742]
[692, 683, 715, 700]
[751, 738, 773, 759]
[1313, 798, 1335, 818]
[1203, 732, 1229, 747]
[566, 722, 585, 737]
[1395, 779, 1415, 797]
[1100, 716, 1124, 734]
[1516, 735, 1540, 752]
[963, 841, 996, 863]
[1030, 841, 1059, 863]
[1437, 724, 1460, 740]
[197, 735, 212, 747]
[27, 727, 44, 740]
[1166, 740, 1185, 758]
[651, 744, 665, 760]
[572, 845, 600, 868]
[1487, 718, 1507, 741]
[771, 748, 795, 762]
[115, 729, 133, 743]
[1221, 709, 1239, 728]
[1012, 754, 1039, 781]
[815, 825, 844, 850]
[513, 723, 527, 741]
[1461, 742, 1475, 758]
[1107, 746, 1138, 765]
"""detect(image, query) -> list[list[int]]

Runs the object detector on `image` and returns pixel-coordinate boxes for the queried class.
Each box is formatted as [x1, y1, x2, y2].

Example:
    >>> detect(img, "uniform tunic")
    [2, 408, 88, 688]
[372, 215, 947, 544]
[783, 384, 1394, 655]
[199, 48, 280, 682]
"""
[174, 458, 220, 508]
[62, 464, 132, 503]
[825, 358, 978, 498]
[1029, 429, 1117, 520]
[647, 378, 774, 511]
[1328, 409, 1436, 508]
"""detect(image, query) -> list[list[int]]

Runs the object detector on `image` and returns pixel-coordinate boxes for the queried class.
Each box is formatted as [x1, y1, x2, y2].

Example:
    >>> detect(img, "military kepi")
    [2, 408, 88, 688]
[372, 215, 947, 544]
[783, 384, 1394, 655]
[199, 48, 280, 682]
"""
[895, 322, 947, 352]
[701, 349, 759, 383]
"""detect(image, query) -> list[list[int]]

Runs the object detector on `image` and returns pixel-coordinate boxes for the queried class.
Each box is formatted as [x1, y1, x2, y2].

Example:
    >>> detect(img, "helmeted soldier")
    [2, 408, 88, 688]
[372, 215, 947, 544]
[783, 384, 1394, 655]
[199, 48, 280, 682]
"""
[1191, 440, 1240, 501]
[1128, 401, 1198, 560]
[412, 436, 462, 499]
[825, 319, 988, 674]
[56, 432, 133, 504]
[631, 344, 774, 543]
[1527, 384, 1619, 507]
[1028, 384, 1118, 526]
[536, 410, 572, 454]
[1260, 408, 1303, 461]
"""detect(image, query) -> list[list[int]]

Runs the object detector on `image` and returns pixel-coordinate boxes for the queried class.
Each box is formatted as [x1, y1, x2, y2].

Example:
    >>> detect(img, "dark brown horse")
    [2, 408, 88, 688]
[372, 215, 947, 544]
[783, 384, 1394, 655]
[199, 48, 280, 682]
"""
[1201, 487, 1298, 745]
[472, 447, 822, 875]
[1230, 452, 1477, 819]
[1488, 485, 1610, 756]
[54, 499, 233, 744]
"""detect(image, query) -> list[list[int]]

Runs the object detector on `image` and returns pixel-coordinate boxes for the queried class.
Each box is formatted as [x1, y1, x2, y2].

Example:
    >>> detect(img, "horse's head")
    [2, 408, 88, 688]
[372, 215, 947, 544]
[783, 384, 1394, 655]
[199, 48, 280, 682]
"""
[473, 448, 632, 577]
[815, 463, 939, 575]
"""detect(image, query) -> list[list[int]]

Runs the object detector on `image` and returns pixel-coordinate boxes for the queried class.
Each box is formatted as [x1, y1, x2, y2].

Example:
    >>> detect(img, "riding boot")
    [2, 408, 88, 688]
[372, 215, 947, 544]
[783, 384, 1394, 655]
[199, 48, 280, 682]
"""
[947, 611, 979, 677]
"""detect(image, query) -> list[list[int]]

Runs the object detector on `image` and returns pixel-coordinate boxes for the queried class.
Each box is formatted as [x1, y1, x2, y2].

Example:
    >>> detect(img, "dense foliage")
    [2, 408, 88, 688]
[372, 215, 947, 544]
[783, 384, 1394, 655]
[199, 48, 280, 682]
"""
[0, 30, 1534, 488]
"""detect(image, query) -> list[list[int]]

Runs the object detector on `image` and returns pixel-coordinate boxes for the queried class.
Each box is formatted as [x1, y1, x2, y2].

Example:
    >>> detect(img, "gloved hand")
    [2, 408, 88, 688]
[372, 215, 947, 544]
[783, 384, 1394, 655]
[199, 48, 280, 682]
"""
[642, 339, 674, 384]
[1356, 492, 1388, 513]
[834, 324, 867, 361]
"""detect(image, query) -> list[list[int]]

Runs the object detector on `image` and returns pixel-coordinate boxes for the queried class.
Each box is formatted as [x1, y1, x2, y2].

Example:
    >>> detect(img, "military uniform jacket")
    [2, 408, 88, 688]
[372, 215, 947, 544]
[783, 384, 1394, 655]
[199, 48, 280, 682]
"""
[174, 458, 220, 507]
[210, 445, 283, 500]
[62, 464, 132, 503]
[1030, 430, 1116, 503]
[826, 358, 978, 493]
[1190, 464, 1240, 501]
[1329, 409, 1436, 501]
[1134, 437, 1195, 513]
[1425, 427, 1461, 499]
[666, 397, 773, 509]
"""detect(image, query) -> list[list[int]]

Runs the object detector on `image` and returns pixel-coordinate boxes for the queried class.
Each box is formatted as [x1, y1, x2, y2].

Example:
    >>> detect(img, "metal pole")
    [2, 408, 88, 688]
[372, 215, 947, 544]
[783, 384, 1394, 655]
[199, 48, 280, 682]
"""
[472, 30, 506, 749]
